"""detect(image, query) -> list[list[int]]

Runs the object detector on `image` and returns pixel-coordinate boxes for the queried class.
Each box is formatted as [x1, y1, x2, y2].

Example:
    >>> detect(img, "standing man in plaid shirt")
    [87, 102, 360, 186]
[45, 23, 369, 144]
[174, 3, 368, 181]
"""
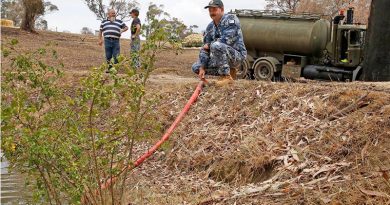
[98, 9, 128, 72]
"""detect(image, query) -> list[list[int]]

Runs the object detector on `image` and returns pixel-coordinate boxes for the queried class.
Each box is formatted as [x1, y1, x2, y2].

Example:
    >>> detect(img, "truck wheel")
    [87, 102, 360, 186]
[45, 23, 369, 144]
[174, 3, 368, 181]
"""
[237, 59, 250, 79]
[253, 60, 275, 81]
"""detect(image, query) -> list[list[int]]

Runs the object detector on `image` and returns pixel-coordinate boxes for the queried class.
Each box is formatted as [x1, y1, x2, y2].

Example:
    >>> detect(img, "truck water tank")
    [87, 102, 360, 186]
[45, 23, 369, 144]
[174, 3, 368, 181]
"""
[235, 10, 330, 57]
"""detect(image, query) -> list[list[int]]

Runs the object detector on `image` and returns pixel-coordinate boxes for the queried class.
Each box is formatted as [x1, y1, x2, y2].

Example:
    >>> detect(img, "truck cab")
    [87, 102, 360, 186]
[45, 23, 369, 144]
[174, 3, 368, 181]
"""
[332, 24, 366, 68]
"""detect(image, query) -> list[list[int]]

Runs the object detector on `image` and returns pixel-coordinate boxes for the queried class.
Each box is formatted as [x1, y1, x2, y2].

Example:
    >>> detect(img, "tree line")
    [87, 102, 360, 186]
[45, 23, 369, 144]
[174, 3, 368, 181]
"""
[1, 0, 371, 34]
[1, 0, 199, 38]
[265, 0, 371, 24]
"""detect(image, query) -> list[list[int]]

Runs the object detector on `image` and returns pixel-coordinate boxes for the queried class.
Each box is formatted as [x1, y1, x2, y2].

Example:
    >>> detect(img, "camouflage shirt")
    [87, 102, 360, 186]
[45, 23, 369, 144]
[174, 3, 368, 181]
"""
[204, 14, 247, 59]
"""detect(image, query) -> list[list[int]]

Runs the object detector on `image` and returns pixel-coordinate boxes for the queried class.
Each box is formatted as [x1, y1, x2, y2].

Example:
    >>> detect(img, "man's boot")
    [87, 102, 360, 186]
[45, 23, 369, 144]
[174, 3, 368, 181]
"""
[230, 67, 237, 79]
[216, 75, 234, 87]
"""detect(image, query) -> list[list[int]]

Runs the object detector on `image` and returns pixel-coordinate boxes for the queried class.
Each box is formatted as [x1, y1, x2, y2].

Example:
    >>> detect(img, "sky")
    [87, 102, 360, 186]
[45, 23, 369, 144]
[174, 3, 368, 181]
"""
[44, 0, 266, 35]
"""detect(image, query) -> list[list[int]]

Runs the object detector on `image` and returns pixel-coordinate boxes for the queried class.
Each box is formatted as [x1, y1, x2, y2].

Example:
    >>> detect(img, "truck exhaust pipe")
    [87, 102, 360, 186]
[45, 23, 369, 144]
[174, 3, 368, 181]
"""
[346, 7, 354, 24]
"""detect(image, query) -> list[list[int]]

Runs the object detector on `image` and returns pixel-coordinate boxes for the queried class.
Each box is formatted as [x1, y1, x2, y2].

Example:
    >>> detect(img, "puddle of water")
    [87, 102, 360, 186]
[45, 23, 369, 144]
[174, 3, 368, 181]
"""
[1, 151, 29, 204]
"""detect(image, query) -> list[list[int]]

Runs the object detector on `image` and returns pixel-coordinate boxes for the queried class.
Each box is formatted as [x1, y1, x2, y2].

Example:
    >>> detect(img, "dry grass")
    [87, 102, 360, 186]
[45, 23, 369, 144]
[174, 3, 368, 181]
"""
[1, 20, 14, 27]
[126, 81, 390, 204]
[2, 27, 390, 204]
[1, 27, 197, 85]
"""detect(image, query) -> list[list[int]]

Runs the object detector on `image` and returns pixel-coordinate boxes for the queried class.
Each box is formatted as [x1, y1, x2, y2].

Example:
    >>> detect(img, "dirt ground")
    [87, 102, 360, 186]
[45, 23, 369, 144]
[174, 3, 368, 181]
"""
[1, 27, 197, 85]
[1, 27, 390, 204]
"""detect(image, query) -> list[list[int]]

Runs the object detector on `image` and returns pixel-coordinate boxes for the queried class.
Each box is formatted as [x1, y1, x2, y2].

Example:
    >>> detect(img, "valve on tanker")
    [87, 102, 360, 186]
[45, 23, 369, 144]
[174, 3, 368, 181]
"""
[334, 10, 345, 25]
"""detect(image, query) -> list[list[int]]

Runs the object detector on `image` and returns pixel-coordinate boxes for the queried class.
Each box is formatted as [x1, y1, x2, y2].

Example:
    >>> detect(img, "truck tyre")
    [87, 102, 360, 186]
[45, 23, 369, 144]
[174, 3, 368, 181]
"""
[253, 60, 275, 81]
[237, 59, 250, 79]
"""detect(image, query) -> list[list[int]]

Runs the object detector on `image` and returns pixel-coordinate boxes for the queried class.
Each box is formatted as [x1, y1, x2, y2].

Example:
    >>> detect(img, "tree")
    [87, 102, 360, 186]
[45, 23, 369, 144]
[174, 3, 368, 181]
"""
[265, 0, 301, 13]
[296, 0, 370, 23]
[143, 3, 169, 38]
[2, 0, 58, 32]
[264, 0, 371, 24]
[43, 0, 57, 11]
[142, 3, 193, 41]
[349, 0, 371, 24]
[161, 17, 187, 39]
[35, 18, 48, 30]
[35, 1, 58, 30]
[188, 25, 199, 33]
[181, 24, 199, 38]
[81, 26, 94, 35]
[84, 0, 139, 21]
[21, 0, 44, 32]
[109, 0, 138, 21]
[323, 0, 350, 16]
[362, 0, 390, 81]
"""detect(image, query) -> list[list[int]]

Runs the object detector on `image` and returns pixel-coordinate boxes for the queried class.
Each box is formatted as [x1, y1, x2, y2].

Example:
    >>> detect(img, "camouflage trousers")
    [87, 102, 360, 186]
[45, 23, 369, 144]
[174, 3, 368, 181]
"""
[192, 41, 244, 76]
[130, 36, 141, 68]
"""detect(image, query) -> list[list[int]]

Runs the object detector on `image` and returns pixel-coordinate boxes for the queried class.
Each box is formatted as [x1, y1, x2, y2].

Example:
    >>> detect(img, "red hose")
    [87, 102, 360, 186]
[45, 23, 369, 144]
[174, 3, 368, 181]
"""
[100, 81, 204, 190]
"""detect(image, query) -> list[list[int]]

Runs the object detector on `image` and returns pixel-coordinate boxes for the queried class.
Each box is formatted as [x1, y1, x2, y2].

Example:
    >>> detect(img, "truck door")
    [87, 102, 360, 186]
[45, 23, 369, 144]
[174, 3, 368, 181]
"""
[347, 30, 365, 66]
[337, 29, 365, 67]
[339, 30, 349, 63]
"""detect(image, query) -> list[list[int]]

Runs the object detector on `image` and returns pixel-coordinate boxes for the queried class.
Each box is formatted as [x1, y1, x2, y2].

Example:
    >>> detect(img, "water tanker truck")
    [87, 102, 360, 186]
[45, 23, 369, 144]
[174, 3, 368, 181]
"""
[232, 8, 367, 81]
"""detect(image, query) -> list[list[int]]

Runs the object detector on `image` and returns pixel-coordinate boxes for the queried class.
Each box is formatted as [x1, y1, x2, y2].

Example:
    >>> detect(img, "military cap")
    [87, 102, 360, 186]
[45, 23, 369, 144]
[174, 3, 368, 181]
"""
[204, 0, 224, 9]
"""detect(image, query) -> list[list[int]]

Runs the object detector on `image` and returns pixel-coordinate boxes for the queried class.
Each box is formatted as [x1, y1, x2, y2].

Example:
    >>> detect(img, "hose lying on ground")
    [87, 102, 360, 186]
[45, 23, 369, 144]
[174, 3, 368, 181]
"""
[100, 81, 204, 190]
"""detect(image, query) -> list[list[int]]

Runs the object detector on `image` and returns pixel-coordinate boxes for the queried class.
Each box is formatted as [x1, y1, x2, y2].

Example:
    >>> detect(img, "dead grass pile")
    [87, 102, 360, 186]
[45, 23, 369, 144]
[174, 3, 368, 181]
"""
[163, 81, 390, 204]
[182, 34, 203, 48]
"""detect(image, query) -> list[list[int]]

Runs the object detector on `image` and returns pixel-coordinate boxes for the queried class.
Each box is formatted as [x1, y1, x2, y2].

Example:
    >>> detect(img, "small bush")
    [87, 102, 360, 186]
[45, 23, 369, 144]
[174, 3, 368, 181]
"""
[1, 6, 182, 204]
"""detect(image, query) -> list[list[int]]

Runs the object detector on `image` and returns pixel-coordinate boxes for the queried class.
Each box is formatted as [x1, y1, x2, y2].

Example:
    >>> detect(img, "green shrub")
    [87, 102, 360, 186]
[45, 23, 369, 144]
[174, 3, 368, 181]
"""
[1, 8, 181, 205]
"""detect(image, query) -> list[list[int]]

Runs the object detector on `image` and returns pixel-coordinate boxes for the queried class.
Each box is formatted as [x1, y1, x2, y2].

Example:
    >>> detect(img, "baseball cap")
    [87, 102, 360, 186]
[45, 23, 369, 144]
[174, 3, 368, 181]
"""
[130, 9, 139, 14]
[204, 0, 224, 9]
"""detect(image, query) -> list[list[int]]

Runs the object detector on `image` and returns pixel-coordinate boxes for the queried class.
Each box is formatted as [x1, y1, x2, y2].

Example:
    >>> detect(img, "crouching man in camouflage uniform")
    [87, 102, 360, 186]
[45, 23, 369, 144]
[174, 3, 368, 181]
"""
[192, 0, 247, 86]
